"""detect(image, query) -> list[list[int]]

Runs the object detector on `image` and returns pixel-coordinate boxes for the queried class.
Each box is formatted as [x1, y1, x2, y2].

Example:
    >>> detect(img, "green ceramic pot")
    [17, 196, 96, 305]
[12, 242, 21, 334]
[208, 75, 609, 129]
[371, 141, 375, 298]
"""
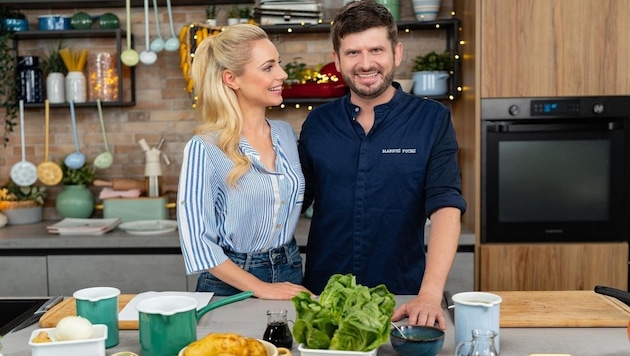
[55, 184, 94, 218]
[98, 13, 120, 29]
[71, 12, 93, 30]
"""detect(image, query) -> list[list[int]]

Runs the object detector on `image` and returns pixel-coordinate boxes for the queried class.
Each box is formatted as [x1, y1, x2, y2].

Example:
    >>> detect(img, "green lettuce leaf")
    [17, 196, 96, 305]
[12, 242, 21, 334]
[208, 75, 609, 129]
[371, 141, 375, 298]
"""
[291, 273, 396, 352]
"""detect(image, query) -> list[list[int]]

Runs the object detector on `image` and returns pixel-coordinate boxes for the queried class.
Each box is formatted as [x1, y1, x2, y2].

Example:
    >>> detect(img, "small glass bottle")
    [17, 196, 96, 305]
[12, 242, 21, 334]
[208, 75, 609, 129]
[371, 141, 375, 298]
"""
[262, 309, 293, 349]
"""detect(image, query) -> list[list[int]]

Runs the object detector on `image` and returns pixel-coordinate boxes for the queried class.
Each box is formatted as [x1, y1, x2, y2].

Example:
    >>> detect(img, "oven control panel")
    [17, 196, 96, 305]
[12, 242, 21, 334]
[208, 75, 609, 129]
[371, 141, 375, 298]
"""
[481, 96, 630, 120]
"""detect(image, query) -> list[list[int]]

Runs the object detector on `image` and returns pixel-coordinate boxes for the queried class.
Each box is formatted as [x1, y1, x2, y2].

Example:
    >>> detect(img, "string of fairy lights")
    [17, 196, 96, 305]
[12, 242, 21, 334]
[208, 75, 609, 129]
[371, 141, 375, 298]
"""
[182, 11, 464, 111]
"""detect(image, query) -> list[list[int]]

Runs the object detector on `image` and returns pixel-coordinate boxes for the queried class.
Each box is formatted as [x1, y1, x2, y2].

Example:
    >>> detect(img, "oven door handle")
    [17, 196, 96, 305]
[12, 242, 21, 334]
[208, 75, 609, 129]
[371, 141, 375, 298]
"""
[486, 120, 623, 132]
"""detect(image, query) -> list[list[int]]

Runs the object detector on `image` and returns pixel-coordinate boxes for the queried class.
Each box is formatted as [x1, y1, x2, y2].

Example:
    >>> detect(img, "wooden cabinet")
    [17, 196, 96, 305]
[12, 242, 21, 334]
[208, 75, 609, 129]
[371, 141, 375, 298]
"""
[13, 29, 136, 108]
[480, 243, 628, 291]
[0, 256, 48, 296]
[480, 0, 630, 97]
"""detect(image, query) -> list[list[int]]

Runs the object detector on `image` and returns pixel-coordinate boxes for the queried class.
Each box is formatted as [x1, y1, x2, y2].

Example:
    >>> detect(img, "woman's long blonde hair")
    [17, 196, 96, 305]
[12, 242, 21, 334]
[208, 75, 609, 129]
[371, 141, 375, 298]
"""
[191, 24, 269, 187]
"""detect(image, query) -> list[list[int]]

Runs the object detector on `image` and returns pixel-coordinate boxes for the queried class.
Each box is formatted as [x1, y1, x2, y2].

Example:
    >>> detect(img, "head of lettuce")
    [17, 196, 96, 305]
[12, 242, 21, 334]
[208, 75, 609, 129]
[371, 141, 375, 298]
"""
[291, 274, 396, 351]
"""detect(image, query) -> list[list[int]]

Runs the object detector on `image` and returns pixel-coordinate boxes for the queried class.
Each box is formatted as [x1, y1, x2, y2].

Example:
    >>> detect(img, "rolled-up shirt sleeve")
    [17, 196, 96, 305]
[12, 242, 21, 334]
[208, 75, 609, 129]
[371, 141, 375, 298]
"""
[177, 138, 229, 274]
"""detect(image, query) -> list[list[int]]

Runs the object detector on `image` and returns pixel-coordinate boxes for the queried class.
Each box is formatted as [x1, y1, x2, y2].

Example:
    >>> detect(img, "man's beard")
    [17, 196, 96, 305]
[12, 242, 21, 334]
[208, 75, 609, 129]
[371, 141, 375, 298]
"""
[342, 68, 395, 100]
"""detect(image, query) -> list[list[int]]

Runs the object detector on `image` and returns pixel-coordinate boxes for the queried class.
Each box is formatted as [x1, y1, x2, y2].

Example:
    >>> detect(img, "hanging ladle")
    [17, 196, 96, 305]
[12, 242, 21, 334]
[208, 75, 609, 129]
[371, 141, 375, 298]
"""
[121, 0, 140, 66]
[163, 0, 180, 52]
[94, 99, 114, 169]
[10, 100, 38, 187]
[139, 0, 157, 65]
[36, 99, 63, 186]
[64, 100, 86, 169]
[150, 0, 165, 53]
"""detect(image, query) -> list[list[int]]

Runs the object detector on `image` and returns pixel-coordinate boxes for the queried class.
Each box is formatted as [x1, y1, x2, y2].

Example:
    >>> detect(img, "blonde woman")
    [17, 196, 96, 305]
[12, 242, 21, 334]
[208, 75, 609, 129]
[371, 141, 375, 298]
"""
[177, 24, 311, 300]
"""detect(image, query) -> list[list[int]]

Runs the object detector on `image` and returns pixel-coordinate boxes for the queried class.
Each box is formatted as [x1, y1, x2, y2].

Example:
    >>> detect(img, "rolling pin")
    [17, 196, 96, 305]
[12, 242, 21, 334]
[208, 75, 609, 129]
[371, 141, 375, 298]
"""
[94, 178, 146, 191]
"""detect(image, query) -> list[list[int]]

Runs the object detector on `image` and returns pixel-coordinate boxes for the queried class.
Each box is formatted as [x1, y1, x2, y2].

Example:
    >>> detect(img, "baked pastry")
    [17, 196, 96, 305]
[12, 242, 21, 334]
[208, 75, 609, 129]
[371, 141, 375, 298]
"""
[184, 333, 266, 356]
[31, 330, 53, 343]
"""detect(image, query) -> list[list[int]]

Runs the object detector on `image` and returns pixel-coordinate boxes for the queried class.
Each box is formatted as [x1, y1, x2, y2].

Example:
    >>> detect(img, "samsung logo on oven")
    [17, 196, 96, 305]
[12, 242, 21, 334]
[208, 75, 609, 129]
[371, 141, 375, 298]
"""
[382, 148, 417, 154]
[545, 229, 564, 234]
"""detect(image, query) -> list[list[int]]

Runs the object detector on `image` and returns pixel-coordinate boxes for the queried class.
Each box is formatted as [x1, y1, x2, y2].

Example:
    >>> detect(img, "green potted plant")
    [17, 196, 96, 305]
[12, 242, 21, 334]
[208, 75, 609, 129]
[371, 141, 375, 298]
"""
[227, 6, 240, 25]
[411, 50, 453, 96]
[0, 179, 47, 225]
[41, 42, 68, 104]
[0, 5, 25, 146]
[56, 161, 97, 218]
[206, 5, 217, 26]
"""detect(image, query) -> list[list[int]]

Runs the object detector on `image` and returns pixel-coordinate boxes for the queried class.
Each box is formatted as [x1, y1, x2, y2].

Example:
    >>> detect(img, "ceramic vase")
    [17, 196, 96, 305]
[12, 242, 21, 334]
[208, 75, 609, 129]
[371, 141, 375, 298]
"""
[46, 72, 65, 104]
[376, 0, 400, 21]
[65, 71, 87, 103]
[412, 0, 441, 22]
[55, 184, 94, 218]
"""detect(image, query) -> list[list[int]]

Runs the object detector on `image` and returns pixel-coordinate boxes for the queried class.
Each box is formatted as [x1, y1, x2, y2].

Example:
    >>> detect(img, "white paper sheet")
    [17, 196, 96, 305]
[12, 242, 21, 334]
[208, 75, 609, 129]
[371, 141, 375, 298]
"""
[118, 291, 214, 321]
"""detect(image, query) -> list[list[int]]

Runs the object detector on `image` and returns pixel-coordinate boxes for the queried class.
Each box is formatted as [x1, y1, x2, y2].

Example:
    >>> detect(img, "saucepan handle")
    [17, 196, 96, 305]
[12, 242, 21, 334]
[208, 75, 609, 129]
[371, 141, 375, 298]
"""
[196, 290, 254, 321]
[594, 285, 630, 306]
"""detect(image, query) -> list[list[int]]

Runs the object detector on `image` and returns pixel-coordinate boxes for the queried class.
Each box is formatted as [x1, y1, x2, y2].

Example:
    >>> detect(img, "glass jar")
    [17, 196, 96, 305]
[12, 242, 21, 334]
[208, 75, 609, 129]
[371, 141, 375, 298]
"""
[17, 56, 44, 103]
[65, 71, 87, 103]
[262, 309, 293, 349]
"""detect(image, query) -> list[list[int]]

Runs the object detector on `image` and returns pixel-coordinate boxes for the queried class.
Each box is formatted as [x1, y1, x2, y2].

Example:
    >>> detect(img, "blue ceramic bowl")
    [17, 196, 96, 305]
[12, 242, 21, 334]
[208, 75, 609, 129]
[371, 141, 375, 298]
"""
[38, 15, 71, 30]
[390, 325, 445, 356]
[3, 18, 29, 31]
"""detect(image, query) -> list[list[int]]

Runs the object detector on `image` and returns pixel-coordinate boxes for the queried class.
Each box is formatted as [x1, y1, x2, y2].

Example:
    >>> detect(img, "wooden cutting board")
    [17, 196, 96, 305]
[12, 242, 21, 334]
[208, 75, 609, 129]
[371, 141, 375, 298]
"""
[39, 294, 139, 330]
[493, 290, 630, 327]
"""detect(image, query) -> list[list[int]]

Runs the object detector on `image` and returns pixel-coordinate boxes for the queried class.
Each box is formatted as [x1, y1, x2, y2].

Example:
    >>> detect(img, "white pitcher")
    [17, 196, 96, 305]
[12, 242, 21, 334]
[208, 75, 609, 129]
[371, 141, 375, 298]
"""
[451, 292, 502, 353]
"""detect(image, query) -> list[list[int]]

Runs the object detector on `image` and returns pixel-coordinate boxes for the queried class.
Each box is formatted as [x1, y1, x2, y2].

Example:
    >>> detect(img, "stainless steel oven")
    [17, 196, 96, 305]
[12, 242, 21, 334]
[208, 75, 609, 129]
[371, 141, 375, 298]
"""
[481, 96, 630, 244]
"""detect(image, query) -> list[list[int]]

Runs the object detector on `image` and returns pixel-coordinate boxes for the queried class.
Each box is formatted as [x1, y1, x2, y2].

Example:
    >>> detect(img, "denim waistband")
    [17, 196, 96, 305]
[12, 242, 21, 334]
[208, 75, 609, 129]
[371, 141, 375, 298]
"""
[223, 238, 299, 265]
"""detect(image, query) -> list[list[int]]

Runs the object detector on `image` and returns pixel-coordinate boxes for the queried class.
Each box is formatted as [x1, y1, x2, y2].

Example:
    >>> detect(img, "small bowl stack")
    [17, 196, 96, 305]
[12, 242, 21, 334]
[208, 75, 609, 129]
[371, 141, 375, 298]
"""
[390, 325, 445, 356]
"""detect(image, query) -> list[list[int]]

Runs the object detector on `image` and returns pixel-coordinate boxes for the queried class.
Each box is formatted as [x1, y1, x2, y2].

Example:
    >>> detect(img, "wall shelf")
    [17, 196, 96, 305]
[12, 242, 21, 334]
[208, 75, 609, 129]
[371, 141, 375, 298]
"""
[13, 28, 136, 108]
[259, 18, 462, 104]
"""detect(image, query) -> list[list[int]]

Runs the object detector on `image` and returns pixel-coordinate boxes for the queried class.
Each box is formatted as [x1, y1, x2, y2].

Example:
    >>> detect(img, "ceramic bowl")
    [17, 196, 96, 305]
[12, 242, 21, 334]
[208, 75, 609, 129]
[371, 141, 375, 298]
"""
[390, 325, 445, 356]
[3, 18, 29, 31]
[38, 15, 71, 30]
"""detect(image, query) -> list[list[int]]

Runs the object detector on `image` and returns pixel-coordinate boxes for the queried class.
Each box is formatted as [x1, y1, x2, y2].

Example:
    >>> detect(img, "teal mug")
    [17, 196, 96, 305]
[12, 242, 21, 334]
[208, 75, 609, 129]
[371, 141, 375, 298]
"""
[73, 286, 121, 348]
[136, 291, 253, 356]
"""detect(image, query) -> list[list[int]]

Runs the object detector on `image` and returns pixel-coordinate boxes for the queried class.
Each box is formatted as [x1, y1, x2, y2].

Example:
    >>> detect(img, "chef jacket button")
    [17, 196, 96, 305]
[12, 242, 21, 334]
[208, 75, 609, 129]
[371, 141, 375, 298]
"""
[354, 107, 360, 113]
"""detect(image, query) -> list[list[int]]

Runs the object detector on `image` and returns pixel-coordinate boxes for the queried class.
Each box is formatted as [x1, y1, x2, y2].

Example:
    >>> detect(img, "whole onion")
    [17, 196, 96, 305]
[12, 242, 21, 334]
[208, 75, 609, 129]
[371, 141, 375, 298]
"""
[55, 316, 93, 341]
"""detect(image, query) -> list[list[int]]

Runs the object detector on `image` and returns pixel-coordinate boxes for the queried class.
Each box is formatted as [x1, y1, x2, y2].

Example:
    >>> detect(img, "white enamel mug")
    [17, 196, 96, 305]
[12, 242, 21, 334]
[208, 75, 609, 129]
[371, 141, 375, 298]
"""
[452, 292, 502, 353]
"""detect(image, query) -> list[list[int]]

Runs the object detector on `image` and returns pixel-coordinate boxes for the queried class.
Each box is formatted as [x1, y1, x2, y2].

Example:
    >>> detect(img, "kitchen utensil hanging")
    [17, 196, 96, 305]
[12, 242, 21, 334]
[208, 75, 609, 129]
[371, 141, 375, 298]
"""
[64, 100, 86, 169]
[94, 99, 114, 169]
[10, 100, 38, 187]
[150, 0, 165, 53]
[139, 0, 157, 65]
[36, 99, 63, 186]
[164, 0, 180, 51]
[121, 0, 140, 66]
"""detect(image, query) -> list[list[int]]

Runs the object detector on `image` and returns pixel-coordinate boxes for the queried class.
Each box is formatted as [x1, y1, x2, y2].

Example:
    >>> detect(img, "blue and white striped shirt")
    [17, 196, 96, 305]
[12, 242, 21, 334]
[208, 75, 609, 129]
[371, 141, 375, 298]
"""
[177, 120, 304, 274]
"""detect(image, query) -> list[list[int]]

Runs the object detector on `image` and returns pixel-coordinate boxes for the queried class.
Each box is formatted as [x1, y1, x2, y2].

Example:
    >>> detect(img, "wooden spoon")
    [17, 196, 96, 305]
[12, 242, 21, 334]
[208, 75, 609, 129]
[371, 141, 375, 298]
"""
[36, 99, 63, 186]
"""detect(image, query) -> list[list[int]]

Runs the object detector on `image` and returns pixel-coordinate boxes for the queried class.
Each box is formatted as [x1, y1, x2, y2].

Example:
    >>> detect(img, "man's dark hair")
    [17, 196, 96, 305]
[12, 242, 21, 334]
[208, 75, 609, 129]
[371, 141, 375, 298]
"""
[331, 0, 399, 53]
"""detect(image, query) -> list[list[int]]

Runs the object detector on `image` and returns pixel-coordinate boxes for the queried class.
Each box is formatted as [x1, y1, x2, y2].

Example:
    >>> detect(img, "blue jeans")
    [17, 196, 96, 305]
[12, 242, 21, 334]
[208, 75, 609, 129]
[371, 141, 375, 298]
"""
[196, 238, 304, 296]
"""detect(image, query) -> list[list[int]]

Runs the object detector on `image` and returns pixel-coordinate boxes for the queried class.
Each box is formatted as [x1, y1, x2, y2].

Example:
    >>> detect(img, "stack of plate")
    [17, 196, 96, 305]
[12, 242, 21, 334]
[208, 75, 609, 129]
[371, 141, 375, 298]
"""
[47, 218, 121, 235]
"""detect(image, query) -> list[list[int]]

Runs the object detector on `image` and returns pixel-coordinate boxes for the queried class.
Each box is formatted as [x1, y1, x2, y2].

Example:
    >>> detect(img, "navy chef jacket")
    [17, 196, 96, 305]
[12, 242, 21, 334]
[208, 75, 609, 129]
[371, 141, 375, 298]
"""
[298, 85, 467, 294]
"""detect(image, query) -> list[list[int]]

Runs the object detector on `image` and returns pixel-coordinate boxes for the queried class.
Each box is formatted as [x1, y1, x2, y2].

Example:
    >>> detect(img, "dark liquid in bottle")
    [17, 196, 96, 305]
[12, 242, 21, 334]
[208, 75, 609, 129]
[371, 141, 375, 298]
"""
[263, 321, 293, 349]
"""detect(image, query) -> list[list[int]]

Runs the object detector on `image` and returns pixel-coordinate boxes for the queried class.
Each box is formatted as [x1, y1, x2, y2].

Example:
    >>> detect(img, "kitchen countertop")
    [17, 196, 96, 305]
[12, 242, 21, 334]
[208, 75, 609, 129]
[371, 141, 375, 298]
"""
[0, 218, 475, 251]
[0, 295, 627, 356]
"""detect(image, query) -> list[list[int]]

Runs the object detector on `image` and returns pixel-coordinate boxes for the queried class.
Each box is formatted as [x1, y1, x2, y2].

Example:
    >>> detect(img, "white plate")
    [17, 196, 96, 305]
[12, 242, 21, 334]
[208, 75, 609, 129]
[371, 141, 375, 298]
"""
[118, 220, 178, 235]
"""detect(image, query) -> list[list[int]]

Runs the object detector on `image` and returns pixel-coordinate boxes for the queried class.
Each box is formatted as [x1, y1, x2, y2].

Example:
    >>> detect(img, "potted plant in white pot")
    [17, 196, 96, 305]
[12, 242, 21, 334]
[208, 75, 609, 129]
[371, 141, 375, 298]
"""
[411, 50, 453, 96]
[0, 179, 47, 225]
[41, 42, 67, 104]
